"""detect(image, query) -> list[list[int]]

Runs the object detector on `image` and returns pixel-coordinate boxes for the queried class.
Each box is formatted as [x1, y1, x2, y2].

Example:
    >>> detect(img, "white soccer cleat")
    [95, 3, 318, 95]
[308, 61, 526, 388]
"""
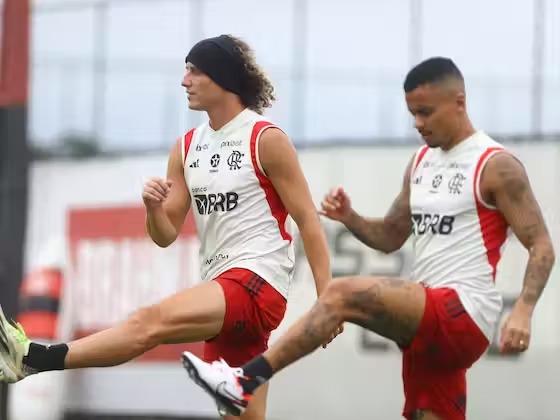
[0, 305, 36, 383]
[181, 351, 251, 417]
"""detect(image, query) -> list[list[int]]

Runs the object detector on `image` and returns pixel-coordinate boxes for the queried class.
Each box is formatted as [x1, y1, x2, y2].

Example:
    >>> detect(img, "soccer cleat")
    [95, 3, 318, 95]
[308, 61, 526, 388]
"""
[0, 305, 36, 383]
[181, 351, 251, 417]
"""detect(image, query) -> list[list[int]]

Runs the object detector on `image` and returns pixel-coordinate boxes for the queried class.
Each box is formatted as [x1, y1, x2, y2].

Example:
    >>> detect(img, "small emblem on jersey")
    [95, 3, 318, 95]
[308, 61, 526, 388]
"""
[191, 186, 207, 194]
[210, 154, 221, 172]
[448, 173, 466, 194]
[189, 159, 199, 168]
[431, 174, 443, 189]
[413, 176, 422, 185]
[205, 253, 229, 265]
[194, 192, 239, 215]
[221, 140, 243, 148]
[196, 144, 209, 152]
[227, 151, 244, 170]
[448, 162, 470, 170]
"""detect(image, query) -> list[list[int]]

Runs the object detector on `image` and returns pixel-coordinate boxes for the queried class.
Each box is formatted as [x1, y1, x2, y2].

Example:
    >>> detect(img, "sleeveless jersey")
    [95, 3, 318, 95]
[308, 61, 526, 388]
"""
[181, 108, 294, 298]
[409, 131, 511, 340]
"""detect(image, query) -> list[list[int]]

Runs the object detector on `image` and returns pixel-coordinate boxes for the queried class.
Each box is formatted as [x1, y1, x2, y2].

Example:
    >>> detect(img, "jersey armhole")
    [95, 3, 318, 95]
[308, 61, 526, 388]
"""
[250, 121, 285, 178]
[473, 147, 508, 210]
[181, 128, 196, 168]
[410, 145, 429, 179]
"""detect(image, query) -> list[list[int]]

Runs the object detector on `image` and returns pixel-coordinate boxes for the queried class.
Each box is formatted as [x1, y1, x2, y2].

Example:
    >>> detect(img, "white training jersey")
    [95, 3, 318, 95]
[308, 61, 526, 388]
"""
[181, 108, 295, 298]
[409, 131, 512, 340]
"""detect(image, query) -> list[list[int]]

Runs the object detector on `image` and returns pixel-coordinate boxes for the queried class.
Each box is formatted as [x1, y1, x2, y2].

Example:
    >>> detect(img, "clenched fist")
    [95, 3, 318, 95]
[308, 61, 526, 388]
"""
[319, 187, 352, 223]
[142, 178, 172, 209]
[499, 303, 532, 355]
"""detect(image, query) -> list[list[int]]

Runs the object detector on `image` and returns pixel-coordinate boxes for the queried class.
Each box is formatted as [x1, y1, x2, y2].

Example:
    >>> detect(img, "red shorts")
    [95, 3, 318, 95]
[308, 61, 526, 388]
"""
[203, 268, 287, 366]
[402, 287, 489, 420]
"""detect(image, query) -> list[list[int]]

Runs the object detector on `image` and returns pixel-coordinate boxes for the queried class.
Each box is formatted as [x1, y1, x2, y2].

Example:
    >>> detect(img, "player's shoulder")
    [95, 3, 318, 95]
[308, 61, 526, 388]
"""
[474, 130, 508, 151]
[174, 122, 208, 163]
[475, 132, 525, 168]
[410, 144, 430, 170]
[478, 133, 525, 184]
[185, 119, 211, 137]
[238, 108, 276, 126]
[248, 112, 290, 143]
[177, 120, 215, 151]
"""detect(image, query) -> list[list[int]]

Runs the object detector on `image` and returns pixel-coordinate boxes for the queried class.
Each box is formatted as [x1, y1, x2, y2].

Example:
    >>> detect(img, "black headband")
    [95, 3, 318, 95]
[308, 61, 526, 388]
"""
[185, 35, 246, 95]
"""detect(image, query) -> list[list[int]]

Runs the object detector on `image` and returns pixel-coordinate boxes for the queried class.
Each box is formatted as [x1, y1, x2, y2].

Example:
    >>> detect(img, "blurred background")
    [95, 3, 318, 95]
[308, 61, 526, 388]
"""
[1, 0, 560, 419]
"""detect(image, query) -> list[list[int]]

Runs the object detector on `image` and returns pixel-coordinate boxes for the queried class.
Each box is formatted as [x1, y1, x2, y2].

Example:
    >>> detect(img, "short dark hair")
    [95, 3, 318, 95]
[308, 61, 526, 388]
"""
[403, 57, 463, 93]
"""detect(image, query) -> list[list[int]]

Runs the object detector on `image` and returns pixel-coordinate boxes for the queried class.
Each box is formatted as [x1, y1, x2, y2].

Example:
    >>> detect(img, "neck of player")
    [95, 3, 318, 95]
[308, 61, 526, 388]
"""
[443, 120, 476, 151]
[207, 97, 246, 131]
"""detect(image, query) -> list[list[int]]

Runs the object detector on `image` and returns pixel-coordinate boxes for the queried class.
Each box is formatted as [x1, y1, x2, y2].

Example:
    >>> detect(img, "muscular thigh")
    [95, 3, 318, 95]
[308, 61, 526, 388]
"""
[331, 276, 426, 347]
[155, 280, 226, 344]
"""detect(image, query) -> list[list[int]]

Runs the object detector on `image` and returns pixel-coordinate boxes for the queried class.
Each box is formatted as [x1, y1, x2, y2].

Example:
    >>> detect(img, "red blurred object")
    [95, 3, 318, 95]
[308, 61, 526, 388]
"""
[0, 0, 30, 107]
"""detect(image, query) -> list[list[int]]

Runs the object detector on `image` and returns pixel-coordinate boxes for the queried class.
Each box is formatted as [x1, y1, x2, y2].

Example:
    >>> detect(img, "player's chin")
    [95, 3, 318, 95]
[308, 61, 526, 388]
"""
[423, 135, 439, 148]
[187, 100, 205, 111]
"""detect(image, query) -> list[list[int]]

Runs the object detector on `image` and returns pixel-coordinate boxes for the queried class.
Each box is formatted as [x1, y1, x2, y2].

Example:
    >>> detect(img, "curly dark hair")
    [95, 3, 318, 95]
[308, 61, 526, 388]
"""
[228, 35, 276, 115]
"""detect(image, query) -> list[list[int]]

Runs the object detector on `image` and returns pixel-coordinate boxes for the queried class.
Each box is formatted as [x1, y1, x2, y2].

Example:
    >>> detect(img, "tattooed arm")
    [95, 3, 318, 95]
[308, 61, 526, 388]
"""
[342, 155, 414, 253]
[482, 152, 555, 312]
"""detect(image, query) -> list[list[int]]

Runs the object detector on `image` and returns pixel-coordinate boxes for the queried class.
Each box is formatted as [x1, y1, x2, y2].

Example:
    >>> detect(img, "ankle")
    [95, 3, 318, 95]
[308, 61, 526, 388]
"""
[22, 343, 69, 372]
[238, 355, 274, 394]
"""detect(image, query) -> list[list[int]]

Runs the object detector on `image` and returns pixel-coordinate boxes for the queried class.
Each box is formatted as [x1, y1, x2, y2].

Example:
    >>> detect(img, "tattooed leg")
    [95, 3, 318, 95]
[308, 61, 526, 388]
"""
[262, 276, 426, 373]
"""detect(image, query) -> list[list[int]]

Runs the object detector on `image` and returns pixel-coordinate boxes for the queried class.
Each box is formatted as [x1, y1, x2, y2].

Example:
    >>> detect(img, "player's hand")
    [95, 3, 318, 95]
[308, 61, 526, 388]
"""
[142, 177, 172, 209]
[319, 187, 352, 223]
[499, 303, 532, 354]
[322, 323, 344, 349]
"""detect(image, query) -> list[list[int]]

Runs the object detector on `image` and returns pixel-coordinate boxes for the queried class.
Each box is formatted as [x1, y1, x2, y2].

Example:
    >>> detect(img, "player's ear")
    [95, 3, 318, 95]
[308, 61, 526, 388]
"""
[455, 91, 466, 112]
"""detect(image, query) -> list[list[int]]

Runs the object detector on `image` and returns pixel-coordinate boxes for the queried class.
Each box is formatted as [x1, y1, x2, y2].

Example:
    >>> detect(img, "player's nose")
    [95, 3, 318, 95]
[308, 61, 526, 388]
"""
[414, 116, 425, 130]
[182, 74, 192, 88]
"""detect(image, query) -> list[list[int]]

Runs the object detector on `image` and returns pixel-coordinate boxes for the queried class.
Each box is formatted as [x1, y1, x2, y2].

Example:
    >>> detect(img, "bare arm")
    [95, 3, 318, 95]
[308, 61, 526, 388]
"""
[343, 156, 414, 254]
[145, 137, 191, 247]
[259, 128, 331, 295]
[482, 153, 555, 313]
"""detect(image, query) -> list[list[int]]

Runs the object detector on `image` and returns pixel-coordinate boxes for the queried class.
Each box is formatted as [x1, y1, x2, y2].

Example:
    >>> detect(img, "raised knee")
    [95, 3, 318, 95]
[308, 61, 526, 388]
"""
[322, 276, 390, 320]
[323, 276, 362, 298]
[320, 277, 358, 313]
[127, 304, 162, 349]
